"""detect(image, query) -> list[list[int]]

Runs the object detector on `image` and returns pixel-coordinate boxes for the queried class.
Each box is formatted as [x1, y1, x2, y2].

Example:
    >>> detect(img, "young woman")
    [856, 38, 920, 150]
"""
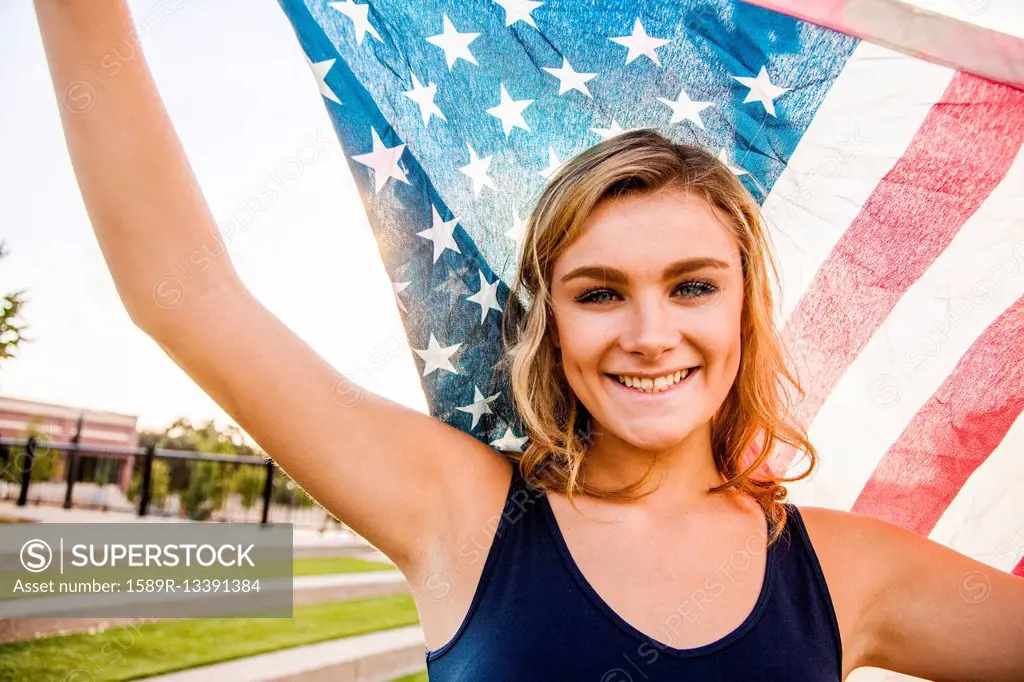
[35, 1, 1024, 680]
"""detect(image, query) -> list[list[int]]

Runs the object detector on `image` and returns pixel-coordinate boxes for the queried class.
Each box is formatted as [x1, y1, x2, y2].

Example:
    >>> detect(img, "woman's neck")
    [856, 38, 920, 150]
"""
[579, 420, 734, 518]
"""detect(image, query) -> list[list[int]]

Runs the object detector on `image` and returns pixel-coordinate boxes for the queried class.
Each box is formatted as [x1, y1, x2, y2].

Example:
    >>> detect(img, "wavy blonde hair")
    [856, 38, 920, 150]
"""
[499, 129, 816, 546]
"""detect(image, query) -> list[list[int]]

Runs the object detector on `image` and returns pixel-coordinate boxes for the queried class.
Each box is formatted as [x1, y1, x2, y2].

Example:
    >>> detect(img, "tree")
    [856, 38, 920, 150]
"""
[232, 465, 265, 510]
[1, 420, 58, 485]
[137, 418, 270, 519]
[127, 459, 171, 508]
[0, 241, 31, 368]
[179, 460, 228, 520]
[25, 419, 59, 483]
[272, 475, 317, 508]
[137, 418, 321, 518]
[139, 418, 262, 487]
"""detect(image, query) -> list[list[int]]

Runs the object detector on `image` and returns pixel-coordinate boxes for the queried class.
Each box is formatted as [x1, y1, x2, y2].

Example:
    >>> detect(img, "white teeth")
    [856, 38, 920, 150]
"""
[615, 368, 693, 393]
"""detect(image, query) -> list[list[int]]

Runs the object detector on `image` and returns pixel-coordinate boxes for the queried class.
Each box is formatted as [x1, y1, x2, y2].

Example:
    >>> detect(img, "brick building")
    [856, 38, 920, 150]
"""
[0, 396, 139, 490]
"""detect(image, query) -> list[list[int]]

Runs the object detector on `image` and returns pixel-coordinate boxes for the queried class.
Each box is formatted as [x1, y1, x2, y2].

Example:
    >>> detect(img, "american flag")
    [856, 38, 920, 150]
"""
[275, 1, 1024, 678]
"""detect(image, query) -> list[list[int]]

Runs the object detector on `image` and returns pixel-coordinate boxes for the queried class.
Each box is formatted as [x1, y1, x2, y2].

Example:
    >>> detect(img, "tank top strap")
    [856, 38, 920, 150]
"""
[776, 502, 844, 671]
[781, 503, 831, 592]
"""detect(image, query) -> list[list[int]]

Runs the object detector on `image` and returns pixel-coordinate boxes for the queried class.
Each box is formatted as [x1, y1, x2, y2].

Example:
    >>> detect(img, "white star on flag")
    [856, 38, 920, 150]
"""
[351, 128, 409, 193]
[466, 270, 503, 324]
[717, 148, 748, 176]
[456, 386, 501, 429]
[413, 333, 461, 376]
[328, 0, 381, 45]
[392, 280, 411, 313]
[504, 206, 527, 251]
[487, 83, 533, 137]
[416, 206, 462, 263]
[658, 86, 713, 129]
[542, 57, 597, 97]
[426, 14, 480, 70]
[733, 65, 790, 117]
[538, 148, 563, 179]
[610, 18, 670, 66]
[403, 73, 446, 126]
[459, 144, 496, 199]
[305, 55, 341, 104]
[491, 0, 544, 28]
[490, 426, 529, 452]
[591, 118, 628, 140]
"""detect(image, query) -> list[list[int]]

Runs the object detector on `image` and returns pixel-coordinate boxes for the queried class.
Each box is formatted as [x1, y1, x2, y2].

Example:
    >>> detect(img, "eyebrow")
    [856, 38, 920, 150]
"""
[559, 257, 732, 285]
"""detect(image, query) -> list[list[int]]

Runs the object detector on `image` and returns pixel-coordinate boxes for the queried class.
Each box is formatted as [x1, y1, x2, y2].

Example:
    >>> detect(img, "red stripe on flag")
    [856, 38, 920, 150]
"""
[767, 73, 1024, 476]
[850, 297, 1024, 535]
[1015, 556, 1024, 578]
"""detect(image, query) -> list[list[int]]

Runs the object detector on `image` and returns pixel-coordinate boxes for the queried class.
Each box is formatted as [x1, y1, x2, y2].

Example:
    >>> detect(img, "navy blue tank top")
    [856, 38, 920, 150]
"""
[425, 464, 843, 680]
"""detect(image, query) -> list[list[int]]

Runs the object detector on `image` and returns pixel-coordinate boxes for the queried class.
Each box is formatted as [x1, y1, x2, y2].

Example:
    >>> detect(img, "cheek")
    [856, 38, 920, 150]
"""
[554, 311, 613, 360]
[697, 293, 744, 364]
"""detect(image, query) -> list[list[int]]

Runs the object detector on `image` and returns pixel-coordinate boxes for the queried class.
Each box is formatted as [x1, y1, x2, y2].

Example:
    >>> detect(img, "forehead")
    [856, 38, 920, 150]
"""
[552, 189, 740, 277]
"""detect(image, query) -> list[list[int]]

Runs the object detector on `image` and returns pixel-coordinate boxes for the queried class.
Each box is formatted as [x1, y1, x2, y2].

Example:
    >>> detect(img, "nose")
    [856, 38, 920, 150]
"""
[618, 292, 679, 360]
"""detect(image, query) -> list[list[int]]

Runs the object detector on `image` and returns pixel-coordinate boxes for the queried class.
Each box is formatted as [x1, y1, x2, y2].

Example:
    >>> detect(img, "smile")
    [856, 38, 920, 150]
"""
[605, 367, 699, 398]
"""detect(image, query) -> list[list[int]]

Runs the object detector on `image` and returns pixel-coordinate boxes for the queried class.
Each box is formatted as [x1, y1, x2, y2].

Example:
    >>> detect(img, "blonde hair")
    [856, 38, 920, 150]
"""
[499, 129, 816, 547]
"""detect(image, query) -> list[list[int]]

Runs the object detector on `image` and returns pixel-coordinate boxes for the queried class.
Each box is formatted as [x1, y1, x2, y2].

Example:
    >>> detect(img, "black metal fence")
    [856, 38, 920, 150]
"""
[0, 436, 323, 527]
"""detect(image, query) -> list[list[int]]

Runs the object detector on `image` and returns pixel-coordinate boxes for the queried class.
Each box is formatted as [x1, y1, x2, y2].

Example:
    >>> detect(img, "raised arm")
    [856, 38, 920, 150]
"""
[33, 0, 513, 572]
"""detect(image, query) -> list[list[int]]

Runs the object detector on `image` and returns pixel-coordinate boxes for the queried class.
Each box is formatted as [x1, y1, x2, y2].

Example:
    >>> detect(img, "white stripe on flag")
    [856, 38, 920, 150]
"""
[785, 145, 1024, 509]
[761, 40, 953, 324]
[931, 412, 1024, 573]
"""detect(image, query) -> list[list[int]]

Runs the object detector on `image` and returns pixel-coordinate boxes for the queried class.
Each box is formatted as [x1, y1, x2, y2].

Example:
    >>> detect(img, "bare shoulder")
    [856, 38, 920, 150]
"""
[792, 505, 919, 602]
[794, 504, 941, 580]
[793, 505, 893, 556]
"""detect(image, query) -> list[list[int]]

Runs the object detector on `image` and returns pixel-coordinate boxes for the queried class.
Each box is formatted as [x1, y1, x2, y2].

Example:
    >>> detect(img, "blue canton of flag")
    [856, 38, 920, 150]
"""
[275, 0, 858, 453]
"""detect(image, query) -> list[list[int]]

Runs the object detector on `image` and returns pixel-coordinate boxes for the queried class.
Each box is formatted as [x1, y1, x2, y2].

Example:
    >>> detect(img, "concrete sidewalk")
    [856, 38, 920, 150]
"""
[143, 625, 427, 682]
[292, 571, 409, 605]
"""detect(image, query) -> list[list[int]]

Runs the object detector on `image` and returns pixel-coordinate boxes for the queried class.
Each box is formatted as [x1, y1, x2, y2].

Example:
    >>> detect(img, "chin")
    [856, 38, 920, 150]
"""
[611, 419, 703, 451]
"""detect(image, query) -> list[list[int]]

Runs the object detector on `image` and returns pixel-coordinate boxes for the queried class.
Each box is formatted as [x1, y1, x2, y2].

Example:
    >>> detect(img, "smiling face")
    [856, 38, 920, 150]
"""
[548, 187, 745, 452]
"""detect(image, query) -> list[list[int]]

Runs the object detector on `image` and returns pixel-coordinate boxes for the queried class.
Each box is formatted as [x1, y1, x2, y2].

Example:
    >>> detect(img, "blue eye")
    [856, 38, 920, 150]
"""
[574, 279, 719, 304]
[675, 280, 719, 298]
[575, 288, 617, 304]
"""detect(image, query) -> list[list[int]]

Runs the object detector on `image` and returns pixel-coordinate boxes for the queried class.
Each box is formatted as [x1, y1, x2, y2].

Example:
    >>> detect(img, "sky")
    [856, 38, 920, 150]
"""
[0, 0, 431, 435]
[0, 0, 1019, 439]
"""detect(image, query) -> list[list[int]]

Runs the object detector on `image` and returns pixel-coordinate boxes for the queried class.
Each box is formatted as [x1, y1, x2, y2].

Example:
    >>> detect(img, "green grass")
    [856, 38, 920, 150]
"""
[391, 674, 429, 682]
[292, 555, 394, 576]
[0, 594, 419, 682]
